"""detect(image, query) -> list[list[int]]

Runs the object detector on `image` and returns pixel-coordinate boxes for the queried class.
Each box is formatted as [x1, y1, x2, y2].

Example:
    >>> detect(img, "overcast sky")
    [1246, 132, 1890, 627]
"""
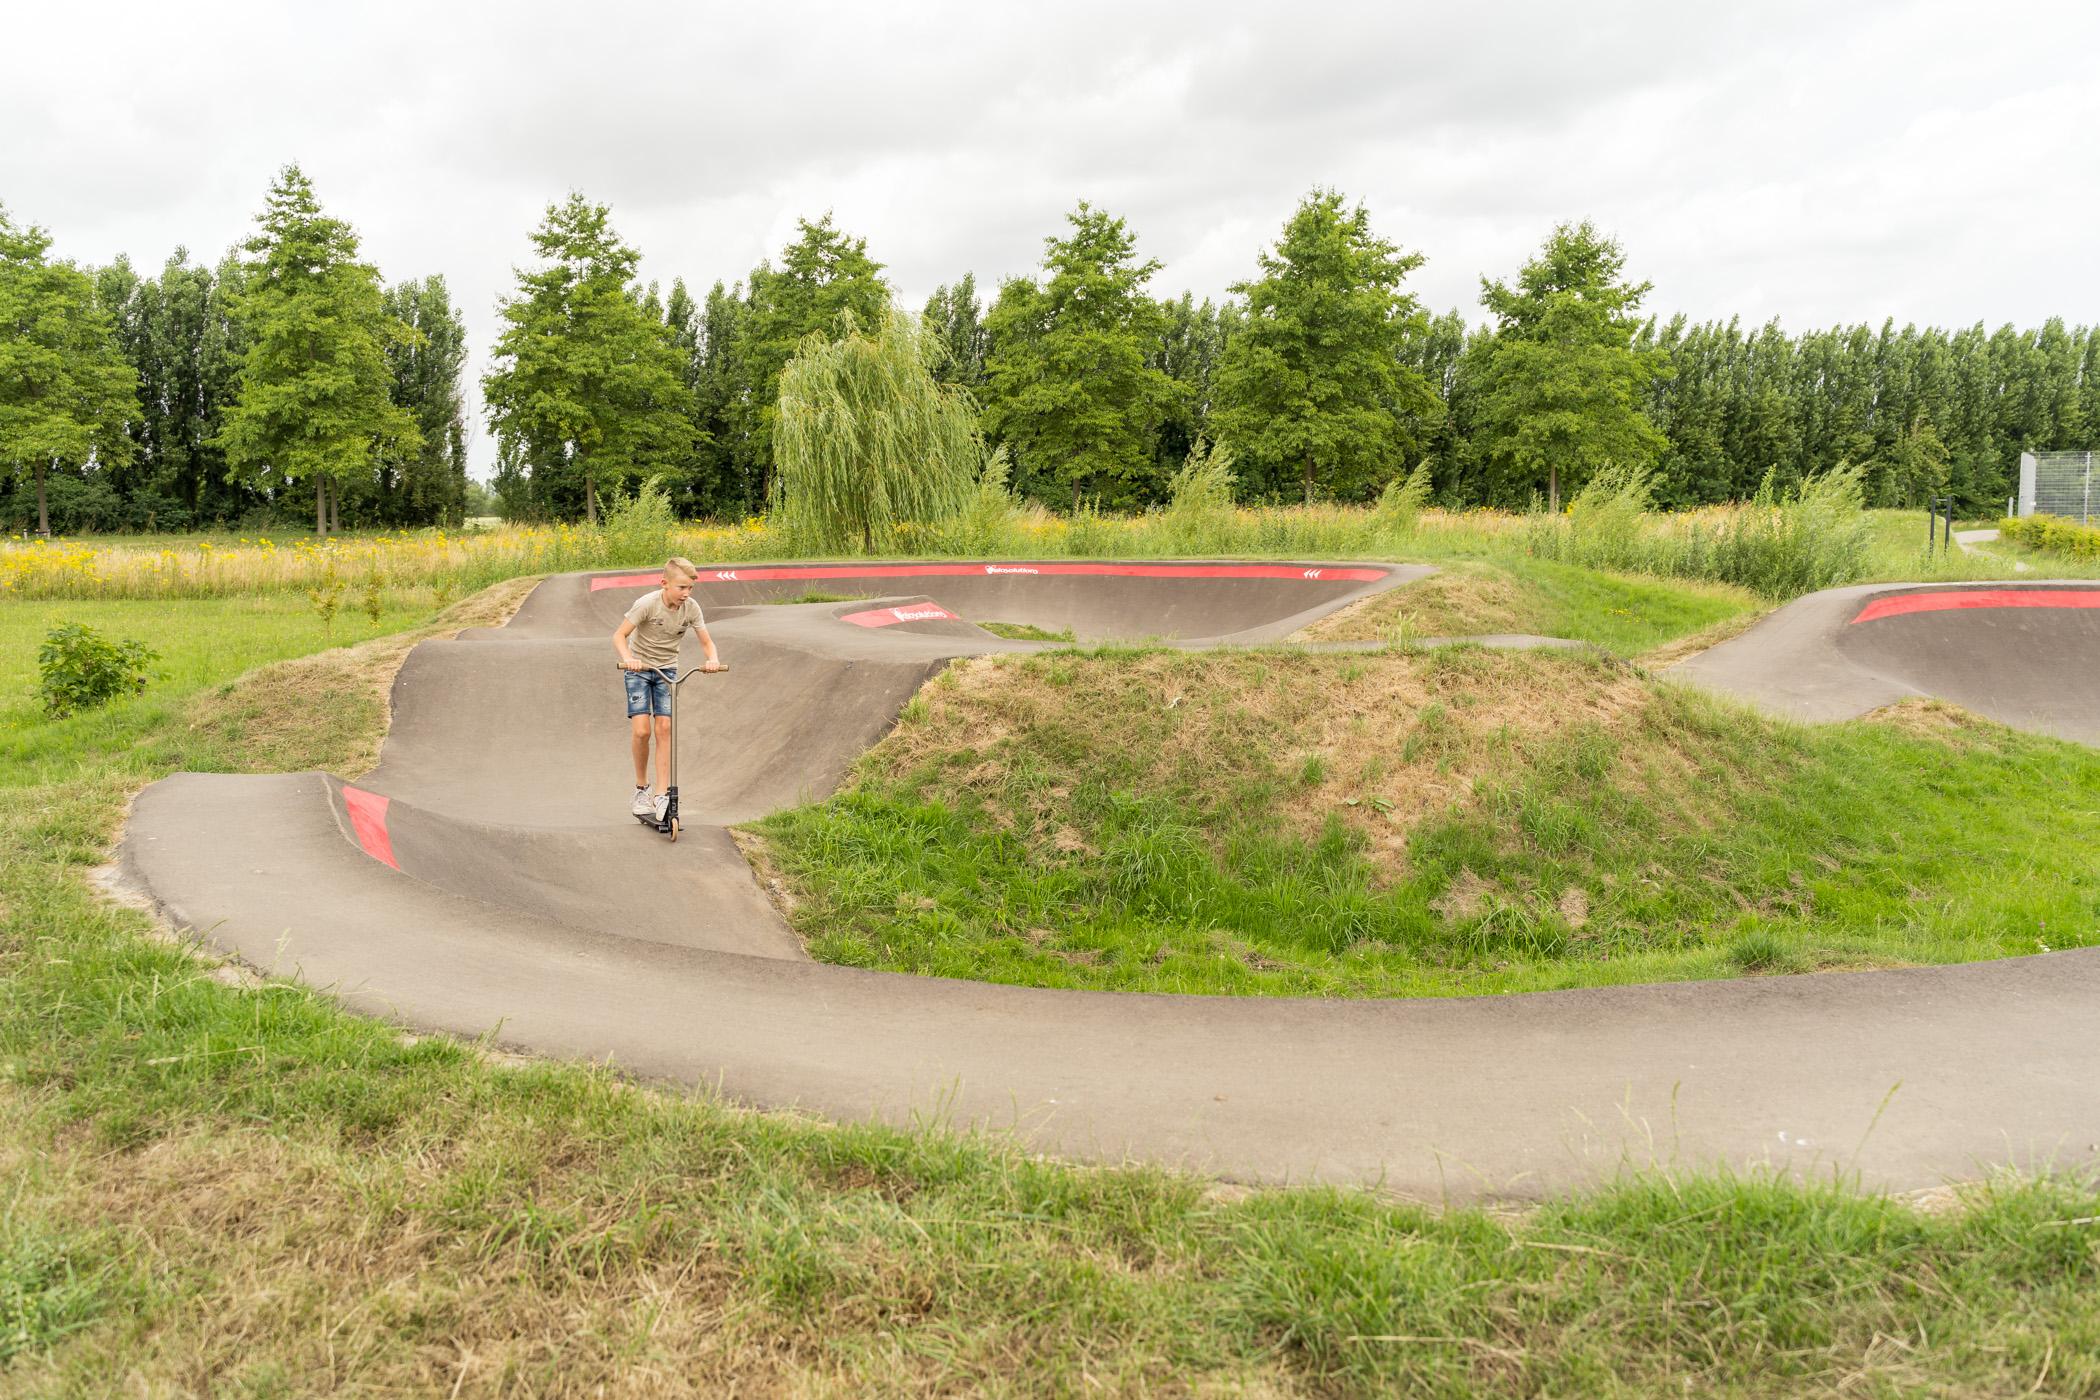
[5, 0, 2095, 476]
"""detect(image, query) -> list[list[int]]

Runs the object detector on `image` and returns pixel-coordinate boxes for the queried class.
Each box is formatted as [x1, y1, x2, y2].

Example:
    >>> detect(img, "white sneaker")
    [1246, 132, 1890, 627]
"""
[630, 786, 654, 817]
[652, 792, 671, 822]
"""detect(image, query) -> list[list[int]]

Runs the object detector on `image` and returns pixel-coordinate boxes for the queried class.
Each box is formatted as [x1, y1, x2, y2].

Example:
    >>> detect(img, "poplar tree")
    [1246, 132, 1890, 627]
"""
[217, 166, 417, 536]
[982, 202, 1180, 509]
[483, 193, 695, 523]
[1152, 292, 1226, 480]
[653, 278, 714, 515]
[0, 205, 138, 535]
[1212, 190, 1437, 503]
[692, 280, 752, 516]
[1473, 220, 1665, 510]
[381, 275, 469, 526]
[922, 273, 988, 390]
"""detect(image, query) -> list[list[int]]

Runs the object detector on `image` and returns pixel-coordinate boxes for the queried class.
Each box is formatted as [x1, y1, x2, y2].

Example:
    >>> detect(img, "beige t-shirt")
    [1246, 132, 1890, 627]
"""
[624, 590, 705, 668]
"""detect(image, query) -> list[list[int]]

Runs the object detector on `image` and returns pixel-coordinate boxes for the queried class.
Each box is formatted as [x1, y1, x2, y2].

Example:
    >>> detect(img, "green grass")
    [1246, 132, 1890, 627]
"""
[1, 587, 2095, 1391]
[761, 590, 875, 605]
[758, 647, 2100, 999]
[978, 620, 1078, 642]
[1301, 556, 1758, 655]
[0, 593, 434, 783]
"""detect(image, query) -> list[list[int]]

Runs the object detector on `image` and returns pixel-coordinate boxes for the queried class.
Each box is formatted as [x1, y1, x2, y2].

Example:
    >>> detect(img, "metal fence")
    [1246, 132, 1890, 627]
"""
[2019, 451, 2096, 523]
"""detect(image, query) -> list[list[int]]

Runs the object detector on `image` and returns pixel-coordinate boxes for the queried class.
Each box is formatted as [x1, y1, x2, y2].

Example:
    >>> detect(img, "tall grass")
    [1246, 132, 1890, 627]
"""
[0, 518, 775, 602]
[1157, 440, 1241, 554]
[0, 504, 1513, 602]
[8, 472, 2027, 607]
[1527, 464, 1874, 598]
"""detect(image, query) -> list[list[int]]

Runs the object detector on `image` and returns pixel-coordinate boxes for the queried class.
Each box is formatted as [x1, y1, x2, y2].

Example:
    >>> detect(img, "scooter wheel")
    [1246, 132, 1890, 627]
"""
[668, 818, 679, 842]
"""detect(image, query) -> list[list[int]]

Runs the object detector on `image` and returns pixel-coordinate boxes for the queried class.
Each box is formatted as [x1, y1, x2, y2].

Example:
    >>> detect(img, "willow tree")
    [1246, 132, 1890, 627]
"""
[773, 310, 981, 553]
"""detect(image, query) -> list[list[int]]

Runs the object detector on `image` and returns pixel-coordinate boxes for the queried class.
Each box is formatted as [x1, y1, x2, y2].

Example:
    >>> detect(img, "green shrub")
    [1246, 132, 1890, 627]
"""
[602, 475, 678, 567]
[1159, 440, 1238, 554]
[307, 557, 344, 634]
[36, 623, 161, 717]
[937, 446, 1023, 555]
[2002, 512, 2100, 559]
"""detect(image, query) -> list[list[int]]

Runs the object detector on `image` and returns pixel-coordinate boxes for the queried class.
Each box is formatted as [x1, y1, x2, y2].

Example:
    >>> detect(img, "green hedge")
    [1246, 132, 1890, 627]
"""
[2001, 512, 2100, 559]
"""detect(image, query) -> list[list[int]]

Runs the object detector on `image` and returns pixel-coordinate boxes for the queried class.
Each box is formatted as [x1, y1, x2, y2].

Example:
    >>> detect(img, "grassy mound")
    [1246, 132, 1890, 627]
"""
[756, 648, 2100, 997]
[1295, 557, 1758, 654]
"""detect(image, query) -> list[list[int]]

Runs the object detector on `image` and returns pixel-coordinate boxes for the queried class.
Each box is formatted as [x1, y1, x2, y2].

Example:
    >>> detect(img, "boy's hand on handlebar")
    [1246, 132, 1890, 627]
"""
[699, 659, 728, 674]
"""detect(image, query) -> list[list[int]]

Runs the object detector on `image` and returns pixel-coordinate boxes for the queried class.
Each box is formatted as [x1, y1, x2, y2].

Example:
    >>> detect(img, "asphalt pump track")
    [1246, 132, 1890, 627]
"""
[120, 564, 2100, 1201]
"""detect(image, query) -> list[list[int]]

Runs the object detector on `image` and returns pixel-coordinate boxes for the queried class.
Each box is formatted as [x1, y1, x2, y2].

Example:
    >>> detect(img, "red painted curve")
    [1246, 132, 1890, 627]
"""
[1851, 588, 2100, 624]
[589, 562, 1390, 591]
[841, 604, 963, 628]
[340, 785, 399, 869]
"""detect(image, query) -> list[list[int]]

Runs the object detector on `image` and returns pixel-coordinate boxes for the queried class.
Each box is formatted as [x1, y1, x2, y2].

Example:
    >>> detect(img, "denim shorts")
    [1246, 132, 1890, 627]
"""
[624, 666, 677, 718]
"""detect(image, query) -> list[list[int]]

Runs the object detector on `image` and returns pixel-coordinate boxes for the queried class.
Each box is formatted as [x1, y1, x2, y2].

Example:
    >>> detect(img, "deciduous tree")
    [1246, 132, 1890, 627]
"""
[483, 193, 695, 523]
[0, 205, 137, 535]
[1473, 220, 1665, 510]
[380, 275, 469, 526]
[734, 215, 889, 497]
[1212, 190, 1437, 503]
[217, 166, 417, 535]
[774, 310, 980, 553]
[922, 273, 988, 390]
[982, 203, 1180, 510]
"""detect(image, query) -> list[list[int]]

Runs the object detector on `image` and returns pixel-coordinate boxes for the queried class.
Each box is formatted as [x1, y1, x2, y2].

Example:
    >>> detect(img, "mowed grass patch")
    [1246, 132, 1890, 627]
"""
[1, 592, 436, 784]
[0, 587, 2095, 1391]
[1293, 557, 1760, 655]
[756, 647, 2100, 997]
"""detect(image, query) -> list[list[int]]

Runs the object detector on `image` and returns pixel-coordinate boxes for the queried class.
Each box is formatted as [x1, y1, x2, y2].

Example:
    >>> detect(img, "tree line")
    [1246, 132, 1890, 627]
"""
[2, 168, 468, 536]
[6, 168, 2097, 536]
[489, 194, 2100, 522]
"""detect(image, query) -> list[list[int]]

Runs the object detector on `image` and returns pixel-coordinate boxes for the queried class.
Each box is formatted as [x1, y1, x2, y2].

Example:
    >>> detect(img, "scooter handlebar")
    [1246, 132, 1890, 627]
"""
[617, 662, 728, 682]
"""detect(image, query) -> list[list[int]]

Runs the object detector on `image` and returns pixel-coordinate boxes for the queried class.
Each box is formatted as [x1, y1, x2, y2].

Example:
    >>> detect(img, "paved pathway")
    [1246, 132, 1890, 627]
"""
[119, 564, 2100, 1201]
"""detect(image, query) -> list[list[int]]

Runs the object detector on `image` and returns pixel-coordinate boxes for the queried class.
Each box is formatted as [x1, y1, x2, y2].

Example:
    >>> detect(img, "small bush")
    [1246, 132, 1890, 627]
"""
[2002, 512, 2100, 560]
[602, 476, 678, 567]
[938, 446, 1023, 555]
[36, 623, 161, 717]
[307, 558, 344, 634]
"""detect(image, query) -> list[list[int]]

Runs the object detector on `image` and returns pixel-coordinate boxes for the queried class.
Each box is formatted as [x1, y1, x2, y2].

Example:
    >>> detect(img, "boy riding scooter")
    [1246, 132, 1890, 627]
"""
[613, 557, 727, 834]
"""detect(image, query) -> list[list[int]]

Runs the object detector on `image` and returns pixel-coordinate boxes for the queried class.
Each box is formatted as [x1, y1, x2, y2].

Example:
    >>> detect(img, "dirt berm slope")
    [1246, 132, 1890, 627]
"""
[119, 562, 2100, 1202]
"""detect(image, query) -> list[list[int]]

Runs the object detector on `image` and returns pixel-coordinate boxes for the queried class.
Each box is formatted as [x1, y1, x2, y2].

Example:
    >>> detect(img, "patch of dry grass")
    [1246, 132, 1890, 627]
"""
[1861, 698, 2001, 748]
[1297, 563, 1541, 641]
[179, 576, 539, 778]
[878, 647, 1651, 884]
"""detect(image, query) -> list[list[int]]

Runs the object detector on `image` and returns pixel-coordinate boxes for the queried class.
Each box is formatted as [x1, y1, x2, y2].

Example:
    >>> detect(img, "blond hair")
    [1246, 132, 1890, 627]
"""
[664, 556, 698, 582]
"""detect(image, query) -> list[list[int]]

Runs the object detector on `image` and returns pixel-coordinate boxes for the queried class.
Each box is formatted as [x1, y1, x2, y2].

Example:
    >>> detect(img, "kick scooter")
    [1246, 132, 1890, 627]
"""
[626, 660, 727, 841]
